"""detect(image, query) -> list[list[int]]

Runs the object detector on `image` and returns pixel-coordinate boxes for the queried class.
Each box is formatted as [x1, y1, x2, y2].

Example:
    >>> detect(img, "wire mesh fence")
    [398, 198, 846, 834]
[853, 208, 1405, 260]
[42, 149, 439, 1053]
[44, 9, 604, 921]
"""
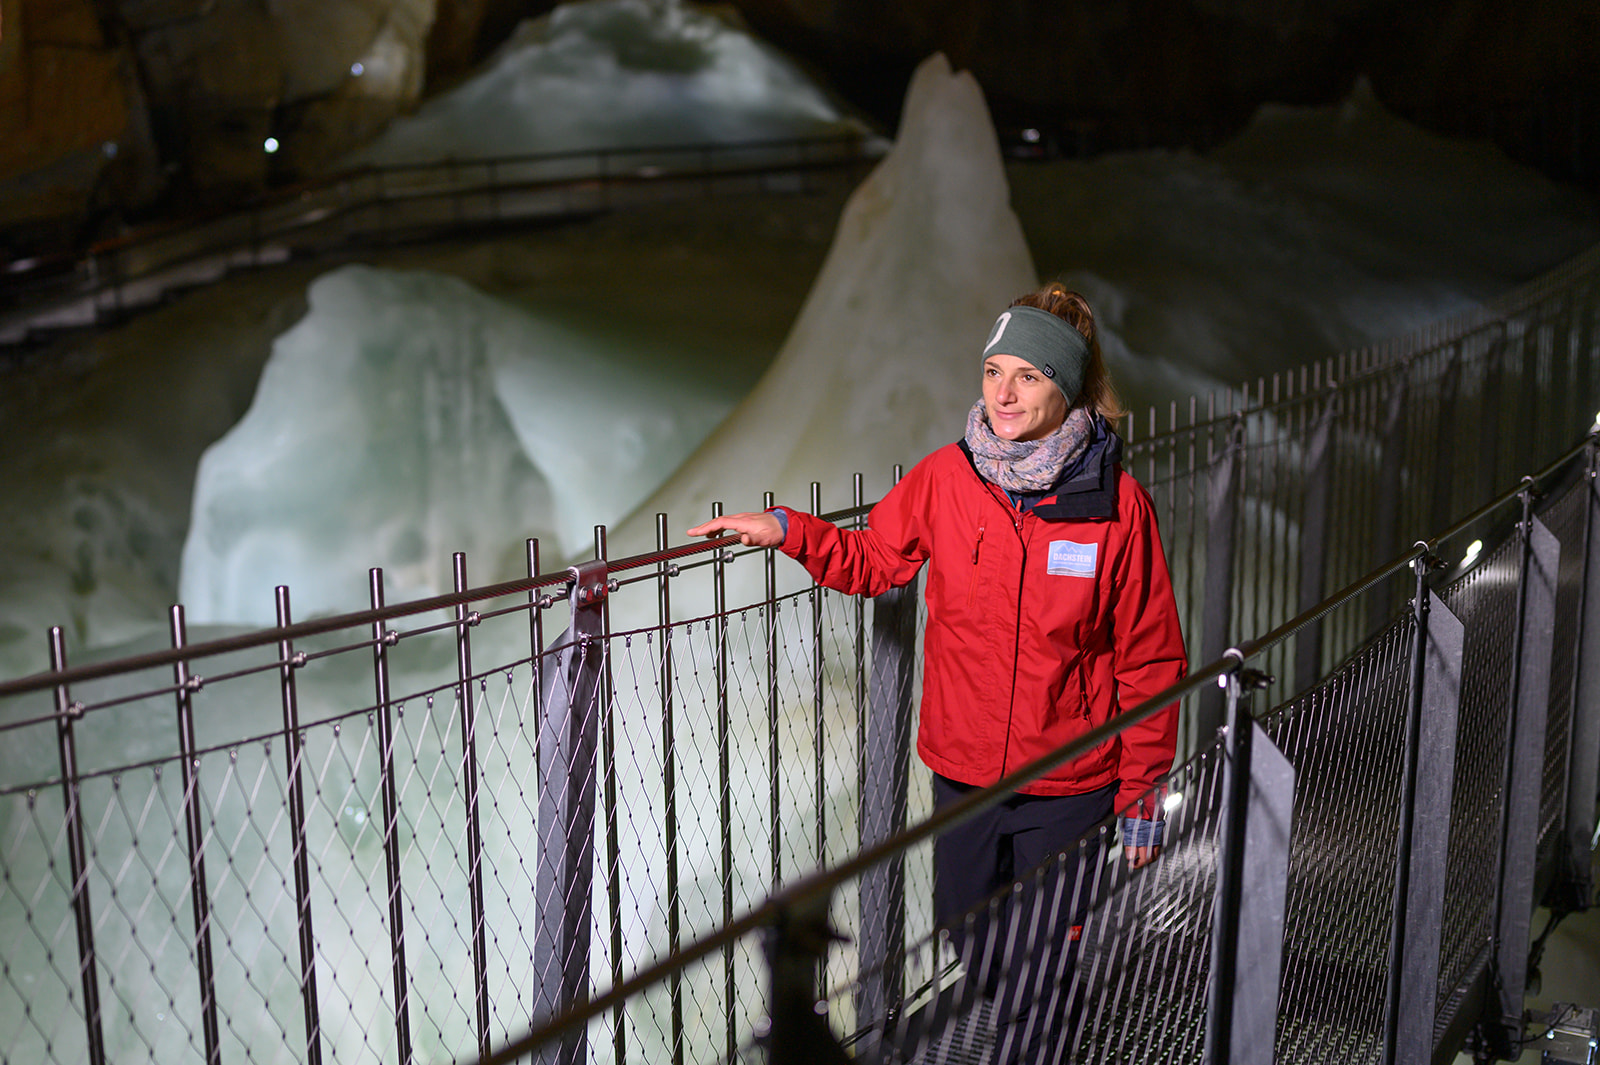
[1, 243, 1599, 1065]
[799, 442, 1595, 1065]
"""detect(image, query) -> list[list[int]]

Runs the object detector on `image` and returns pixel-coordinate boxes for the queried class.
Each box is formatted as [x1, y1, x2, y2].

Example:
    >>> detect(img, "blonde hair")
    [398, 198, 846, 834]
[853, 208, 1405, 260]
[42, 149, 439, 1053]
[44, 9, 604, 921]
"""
[1009, 283, 1127, 428]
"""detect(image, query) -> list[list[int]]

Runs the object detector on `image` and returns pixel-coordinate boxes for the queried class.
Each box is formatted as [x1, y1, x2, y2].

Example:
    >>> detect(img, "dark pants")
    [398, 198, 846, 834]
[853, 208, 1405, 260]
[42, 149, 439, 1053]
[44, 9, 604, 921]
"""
[931, 774, 1114, 1064]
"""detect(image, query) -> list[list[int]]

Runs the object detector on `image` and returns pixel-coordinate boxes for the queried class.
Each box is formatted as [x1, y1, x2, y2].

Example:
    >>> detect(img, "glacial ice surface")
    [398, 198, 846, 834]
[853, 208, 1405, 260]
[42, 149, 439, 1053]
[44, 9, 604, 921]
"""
[178, 265, 729, 623]
[343, 0, 864, 167]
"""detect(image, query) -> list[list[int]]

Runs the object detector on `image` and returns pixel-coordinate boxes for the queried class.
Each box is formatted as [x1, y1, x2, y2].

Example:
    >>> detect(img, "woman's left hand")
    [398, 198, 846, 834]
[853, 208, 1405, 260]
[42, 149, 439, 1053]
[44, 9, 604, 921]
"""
[1124, 844, 1161, 870]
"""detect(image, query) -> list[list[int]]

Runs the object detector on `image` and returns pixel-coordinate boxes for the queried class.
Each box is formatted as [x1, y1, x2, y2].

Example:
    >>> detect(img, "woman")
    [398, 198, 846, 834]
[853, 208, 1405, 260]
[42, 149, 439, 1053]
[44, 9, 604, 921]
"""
[688, 283, 1187, 1056]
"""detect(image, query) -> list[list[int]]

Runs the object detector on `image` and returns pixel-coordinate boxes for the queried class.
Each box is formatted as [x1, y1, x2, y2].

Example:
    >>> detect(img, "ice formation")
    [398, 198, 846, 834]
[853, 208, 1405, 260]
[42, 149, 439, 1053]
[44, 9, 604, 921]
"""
[0, 9, 1595, 674]
[177, 265, 729, 624]
[611, 53, 1036, 559]
[344, 0, 863, 167]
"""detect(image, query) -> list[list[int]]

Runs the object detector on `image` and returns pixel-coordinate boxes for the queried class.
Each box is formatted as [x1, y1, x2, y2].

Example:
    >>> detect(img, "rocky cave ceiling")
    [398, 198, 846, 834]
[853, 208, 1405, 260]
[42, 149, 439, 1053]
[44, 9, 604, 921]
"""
[0, 0, 1593, 245]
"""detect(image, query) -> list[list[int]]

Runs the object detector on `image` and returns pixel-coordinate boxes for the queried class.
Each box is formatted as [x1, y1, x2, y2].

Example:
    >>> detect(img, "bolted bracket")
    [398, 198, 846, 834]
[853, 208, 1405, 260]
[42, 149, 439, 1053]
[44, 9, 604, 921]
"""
[567, 560, 610, 611]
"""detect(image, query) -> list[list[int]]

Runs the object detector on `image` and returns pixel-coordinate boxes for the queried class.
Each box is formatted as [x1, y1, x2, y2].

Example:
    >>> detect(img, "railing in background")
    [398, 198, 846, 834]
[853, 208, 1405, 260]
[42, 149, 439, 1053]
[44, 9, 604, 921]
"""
[0, 241, 1597, 1065]
[1127, 239, 1600, 758]
[0, 132, 877, 351]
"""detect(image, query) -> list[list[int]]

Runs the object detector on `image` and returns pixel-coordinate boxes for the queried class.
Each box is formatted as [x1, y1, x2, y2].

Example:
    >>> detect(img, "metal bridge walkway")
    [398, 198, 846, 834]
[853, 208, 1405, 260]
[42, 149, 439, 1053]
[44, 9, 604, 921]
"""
[0, 244, 1597, 1065]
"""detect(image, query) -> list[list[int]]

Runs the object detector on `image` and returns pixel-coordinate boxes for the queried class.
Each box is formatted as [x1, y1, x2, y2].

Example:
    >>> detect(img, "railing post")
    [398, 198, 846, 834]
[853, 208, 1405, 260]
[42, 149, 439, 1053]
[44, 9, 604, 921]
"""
[1382, 563, 1464, 1065]
[369, 569, 413, 1065]
[275, 588, 324, 1065]
[763, 892, 852, 1065]
[1483, 502, 1560, 1055]
[535, 558, 607, 1065]
[1368, 371, 1410, 633]
[1204, 660, 1294, 1065]
[811, 482, 827, 869]
[452, 554, 492, 1060]
[1562, 443, 1600, 908]
[854, 567, 920, 1045]
[853, 474, 868, 811]
[654, 515, 686, 1065]
[765, 491, 783, 888]
[49, 628, 107, 1065]
[1294, 388, 1338, 693]
[1432, 341, 1464, 529]
[527, 537, 546, 744]
[1198, 415, 1244, 744]
[711, 504, 737, 1061]
[595, 525, 626, 1065]
[170, 605, 222, 1065]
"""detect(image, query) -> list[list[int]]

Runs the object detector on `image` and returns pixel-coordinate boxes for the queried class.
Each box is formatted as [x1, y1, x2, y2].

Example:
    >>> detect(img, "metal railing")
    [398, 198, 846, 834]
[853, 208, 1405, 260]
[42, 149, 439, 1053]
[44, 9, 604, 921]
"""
[0, 132, 877, 350]
[0, 242, 1598, 1065]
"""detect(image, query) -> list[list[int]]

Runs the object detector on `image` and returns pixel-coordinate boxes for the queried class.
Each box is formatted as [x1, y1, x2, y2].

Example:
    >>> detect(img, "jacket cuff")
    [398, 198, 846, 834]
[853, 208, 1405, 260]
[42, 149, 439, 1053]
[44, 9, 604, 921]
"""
[1121, 817, 1165, 848]
[766, 506, 790, 541]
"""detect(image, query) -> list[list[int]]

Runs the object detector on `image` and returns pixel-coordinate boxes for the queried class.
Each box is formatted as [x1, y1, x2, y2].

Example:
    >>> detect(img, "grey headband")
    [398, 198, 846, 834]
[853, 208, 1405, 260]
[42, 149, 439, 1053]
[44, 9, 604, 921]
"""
[981, 305, 1089, 401]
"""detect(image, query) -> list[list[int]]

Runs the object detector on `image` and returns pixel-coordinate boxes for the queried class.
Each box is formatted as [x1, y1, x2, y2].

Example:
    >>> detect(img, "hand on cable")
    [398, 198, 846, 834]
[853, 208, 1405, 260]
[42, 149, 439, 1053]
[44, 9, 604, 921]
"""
[686, 511, 785, 548]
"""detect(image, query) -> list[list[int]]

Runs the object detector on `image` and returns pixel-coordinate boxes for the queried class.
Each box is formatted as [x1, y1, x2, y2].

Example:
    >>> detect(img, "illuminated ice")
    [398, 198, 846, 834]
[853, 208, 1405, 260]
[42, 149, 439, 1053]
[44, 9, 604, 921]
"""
[178, 265, 728, 624]
[612, 53, 1036, 560]
[346, 0, 863, 167]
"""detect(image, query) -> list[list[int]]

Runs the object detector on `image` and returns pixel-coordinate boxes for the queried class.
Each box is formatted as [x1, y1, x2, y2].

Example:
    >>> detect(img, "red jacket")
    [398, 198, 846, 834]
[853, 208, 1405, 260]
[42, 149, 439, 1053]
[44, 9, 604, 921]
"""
[777, 437, 1186, 814]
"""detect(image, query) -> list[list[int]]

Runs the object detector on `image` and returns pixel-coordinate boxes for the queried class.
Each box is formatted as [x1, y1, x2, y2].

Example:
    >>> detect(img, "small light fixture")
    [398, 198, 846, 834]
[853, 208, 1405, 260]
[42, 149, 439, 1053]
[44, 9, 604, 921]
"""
[264, 137, 280, 153]
[1021, 128, 1041, 143]
[351, 62, 365, 76]
[1461, 539, 1483, 568]
[102, 140, 119, 159]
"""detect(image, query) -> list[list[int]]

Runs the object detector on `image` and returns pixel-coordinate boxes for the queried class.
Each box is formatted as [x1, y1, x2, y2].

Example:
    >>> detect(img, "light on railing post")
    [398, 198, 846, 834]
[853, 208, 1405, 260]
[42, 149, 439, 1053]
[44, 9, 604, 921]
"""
[1383, 547, 1464, 1065]
[1204, 657, 1291, 1065]
[1482, 489, 1560, 1056]
[1205, 661, 1254, 1065]
[1198, 414, 1243, 748]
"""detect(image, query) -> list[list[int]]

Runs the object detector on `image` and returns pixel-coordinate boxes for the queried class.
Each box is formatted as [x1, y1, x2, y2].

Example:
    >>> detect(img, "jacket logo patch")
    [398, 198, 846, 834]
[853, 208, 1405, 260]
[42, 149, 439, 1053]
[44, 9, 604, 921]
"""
[1048, 540, 1098, 578]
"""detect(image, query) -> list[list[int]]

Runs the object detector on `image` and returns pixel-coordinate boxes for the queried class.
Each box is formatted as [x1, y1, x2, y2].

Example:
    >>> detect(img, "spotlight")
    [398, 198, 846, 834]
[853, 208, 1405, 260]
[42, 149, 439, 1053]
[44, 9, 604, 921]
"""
[264, 137, 280, 153]
[351, 62, 364, 76]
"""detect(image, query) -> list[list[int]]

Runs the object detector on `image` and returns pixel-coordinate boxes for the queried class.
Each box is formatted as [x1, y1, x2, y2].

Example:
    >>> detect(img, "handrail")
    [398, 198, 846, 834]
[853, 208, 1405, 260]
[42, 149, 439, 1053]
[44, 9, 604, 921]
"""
[0, 132, 872, 296]
[0, 502, 872, 700]
[1124, 241, 1600, 450]
[471, 430, 1599, 1065]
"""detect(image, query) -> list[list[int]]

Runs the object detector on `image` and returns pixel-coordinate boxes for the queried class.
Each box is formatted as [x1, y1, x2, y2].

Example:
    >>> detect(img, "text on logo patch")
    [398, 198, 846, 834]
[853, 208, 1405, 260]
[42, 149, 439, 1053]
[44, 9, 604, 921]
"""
[1048, 540, 1097, 578]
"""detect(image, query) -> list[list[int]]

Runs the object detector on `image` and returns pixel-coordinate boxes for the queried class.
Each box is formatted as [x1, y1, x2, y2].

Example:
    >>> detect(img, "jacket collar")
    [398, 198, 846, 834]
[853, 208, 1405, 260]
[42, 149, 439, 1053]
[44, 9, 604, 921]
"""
[958, 419, 1122, 521]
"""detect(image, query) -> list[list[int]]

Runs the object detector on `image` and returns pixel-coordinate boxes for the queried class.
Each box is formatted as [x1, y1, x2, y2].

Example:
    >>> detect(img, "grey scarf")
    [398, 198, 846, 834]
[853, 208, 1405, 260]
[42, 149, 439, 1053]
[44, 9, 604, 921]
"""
[964, 400, 1095, 493]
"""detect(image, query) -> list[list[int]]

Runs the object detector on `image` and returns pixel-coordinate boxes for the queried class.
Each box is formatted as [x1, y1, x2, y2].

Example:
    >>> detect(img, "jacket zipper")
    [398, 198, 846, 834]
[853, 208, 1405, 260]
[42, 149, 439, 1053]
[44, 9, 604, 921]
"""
[967, 523, 986, 606]
[1002, 526, 1026, 778]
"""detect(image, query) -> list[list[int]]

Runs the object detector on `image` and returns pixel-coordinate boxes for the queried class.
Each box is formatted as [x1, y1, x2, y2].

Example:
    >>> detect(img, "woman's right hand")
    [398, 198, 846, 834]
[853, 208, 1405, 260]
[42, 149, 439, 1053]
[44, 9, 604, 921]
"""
[686, 511, 785, 548]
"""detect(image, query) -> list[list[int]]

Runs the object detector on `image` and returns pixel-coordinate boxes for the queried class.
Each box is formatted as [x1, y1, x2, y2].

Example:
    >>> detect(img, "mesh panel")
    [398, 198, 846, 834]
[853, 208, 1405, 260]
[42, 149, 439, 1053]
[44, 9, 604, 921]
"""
[1436, 534, 1521, 1000]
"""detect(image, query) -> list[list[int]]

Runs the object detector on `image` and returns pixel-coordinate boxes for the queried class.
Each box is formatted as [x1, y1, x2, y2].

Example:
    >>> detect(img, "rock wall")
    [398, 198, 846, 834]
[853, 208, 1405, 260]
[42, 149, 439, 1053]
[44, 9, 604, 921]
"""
[0, 0, 1594, 252]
